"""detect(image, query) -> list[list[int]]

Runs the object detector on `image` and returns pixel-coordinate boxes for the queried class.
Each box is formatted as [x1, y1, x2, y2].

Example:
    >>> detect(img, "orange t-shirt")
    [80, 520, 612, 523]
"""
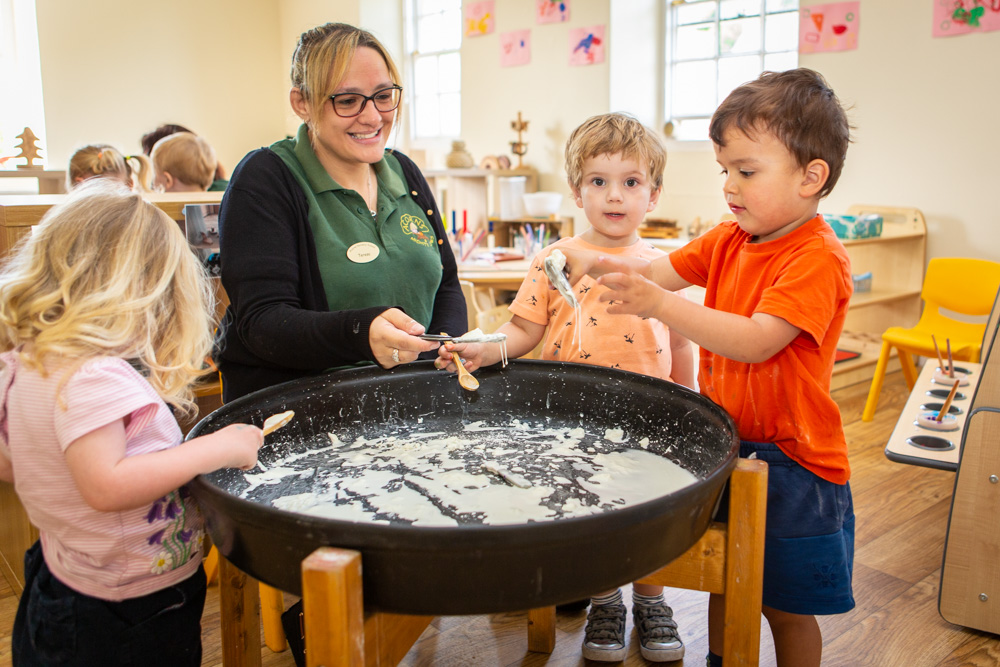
[669, 217, 853, 484]
[509, 236, 680, 382]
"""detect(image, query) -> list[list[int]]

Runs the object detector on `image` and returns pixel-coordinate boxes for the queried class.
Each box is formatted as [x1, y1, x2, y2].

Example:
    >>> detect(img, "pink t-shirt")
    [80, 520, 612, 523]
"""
[0, 352, 204, 600]
[509, 236, 680, 381]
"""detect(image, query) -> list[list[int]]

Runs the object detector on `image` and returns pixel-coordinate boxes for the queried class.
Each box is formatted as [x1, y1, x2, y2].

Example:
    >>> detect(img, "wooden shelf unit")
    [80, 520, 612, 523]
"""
[830, 205, 927, 389]
[486, 215, 574, 248]
[423, 167, 538, 235]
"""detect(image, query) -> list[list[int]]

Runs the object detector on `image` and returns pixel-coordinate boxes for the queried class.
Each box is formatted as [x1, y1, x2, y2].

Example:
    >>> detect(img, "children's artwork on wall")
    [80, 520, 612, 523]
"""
[501, 30, 531, 67]
[537, 0, 570, 23]
[568, 26, 605, 66]
[799, 2, 860, 53]
[465, 1, 495, 37]
[933, 0, 1000, 37]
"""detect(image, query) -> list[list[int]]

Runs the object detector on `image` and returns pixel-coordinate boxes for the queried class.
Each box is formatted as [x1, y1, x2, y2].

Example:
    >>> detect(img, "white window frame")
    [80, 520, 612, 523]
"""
[663, 0, 799, 144]
[0, 0, 47, 170]
[404, 0, 462, 142]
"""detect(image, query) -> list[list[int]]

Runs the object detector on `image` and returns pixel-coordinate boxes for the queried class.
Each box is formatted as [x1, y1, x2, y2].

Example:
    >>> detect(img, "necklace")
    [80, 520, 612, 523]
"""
[367, 167, 377, 218]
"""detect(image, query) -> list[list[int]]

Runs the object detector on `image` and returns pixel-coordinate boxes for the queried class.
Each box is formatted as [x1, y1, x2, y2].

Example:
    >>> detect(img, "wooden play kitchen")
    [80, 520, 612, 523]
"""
[187, 361, 769, 666]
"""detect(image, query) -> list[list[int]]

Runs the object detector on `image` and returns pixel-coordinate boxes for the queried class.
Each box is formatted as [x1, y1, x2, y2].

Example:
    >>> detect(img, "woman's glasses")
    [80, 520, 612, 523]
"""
[328, 85, 402, 118]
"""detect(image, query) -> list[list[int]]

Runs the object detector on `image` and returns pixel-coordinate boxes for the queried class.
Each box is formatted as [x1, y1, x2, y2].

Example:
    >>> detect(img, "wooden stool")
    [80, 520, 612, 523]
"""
[216, 458, 766, 666]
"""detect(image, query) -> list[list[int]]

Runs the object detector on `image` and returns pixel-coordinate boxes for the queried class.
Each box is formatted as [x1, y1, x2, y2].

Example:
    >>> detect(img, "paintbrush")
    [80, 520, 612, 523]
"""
[937, 379, 961, 423]
[932, 335, 945, 372]
[946, 338, 954, 378]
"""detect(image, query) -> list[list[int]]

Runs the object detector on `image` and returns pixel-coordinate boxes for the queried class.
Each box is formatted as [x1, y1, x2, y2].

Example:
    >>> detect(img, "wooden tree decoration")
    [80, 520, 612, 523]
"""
[510, 112, 528, 168]
[15, 127, 44, 169]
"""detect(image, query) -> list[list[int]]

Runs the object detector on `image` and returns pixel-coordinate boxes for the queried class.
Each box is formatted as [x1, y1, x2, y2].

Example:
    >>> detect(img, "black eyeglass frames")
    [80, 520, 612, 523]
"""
[328, 85, 402, 118]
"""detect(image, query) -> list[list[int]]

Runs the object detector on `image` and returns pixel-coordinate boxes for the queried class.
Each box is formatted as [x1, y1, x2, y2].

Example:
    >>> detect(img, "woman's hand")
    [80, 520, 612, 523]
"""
[370, 308, 440, 368]
[435, 342, 487, 373]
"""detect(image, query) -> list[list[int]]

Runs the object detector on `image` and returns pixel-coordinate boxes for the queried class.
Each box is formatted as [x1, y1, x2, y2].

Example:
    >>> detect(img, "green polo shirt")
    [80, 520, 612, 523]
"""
[270, 124, 443, 327]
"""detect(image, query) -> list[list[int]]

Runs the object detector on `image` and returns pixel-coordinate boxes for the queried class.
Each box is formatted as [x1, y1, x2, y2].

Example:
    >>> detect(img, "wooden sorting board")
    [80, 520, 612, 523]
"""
[884, 359, 981, 471]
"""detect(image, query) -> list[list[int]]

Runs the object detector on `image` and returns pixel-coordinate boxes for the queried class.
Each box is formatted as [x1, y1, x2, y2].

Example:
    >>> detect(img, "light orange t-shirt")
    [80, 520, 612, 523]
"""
[509, 236, 680, 382]
[669, 217, 853, 484]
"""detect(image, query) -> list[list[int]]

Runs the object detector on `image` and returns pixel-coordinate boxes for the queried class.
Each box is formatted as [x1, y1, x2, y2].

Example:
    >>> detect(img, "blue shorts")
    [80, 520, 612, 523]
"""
[715, 441, 855, 615]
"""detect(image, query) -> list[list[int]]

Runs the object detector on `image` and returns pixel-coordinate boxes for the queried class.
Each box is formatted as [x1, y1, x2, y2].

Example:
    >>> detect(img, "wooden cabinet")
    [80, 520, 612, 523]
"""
[424, 167, 537, 234]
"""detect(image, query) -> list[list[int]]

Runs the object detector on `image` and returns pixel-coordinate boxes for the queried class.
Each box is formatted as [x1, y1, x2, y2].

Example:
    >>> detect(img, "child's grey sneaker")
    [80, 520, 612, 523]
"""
[632, 602, 685, 662]
[581, 602, 627, 662]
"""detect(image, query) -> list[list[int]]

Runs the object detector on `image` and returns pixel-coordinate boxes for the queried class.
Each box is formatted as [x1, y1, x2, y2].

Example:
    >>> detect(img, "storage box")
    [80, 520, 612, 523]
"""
[852, 271, 872, 293]
[825, 213, 883, 239]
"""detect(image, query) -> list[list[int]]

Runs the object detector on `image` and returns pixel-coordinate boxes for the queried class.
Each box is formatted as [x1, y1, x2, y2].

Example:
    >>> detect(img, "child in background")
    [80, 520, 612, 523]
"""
[570, 68, 855, 667]
[141, 123, 228, 190]
[67, 144, 153, 192]
[0, 181, 263, 666]
[150, 131, 220, 193]
[439, 112, 693, 663]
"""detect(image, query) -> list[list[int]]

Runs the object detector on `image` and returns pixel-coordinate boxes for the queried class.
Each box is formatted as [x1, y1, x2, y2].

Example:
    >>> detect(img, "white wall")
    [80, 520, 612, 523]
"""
[35, 0, 287, 177]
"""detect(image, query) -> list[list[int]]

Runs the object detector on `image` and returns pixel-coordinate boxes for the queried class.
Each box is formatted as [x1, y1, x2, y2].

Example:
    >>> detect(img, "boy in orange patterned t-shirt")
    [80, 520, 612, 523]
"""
[439, 112, 693, 662]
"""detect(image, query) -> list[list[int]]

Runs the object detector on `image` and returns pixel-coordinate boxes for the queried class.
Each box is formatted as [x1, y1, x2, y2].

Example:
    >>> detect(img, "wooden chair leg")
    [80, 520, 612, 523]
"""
[219, 555, 262, 667]
[862, 341, 893, 421]
[259, 582, 288, 653]
[527, 606, 556, 653]
[720, 459, 768, 666]
[204, 544, 220, 585]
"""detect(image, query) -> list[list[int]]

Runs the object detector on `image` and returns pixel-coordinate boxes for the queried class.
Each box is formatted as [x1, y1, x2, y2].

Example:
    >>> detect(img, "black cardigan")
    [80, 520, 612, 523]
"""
[215, 148, 466, 401]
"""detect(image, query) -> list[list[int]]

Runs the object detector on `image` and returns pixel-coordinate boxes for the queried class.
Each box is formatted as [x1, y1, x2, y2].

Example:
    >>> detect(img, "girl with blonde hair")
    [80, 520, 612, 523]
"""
[67, 143, 153, 192]
[0, 180, 262, 666]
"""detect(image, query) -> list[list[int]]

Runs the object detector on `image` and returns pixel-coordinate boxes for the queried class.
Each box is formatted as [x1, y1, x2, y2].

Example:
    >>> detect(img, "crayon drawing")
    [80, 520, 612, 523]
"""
[933, 0, 1000, 37]
[465, 1, 495, 37]
[537, 0, 570, 24]
[501, 30, 531, 67]
[568, 25, 605, 66]
[799, 2, 860, 53]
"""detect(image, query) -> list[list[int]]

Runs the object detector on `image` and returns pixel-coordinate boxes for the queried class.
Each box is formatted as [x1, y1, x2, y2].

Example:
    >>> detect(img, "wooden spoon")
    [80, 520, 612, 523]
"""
[451, 351, 480, 392]
[263, 410, 295, 436]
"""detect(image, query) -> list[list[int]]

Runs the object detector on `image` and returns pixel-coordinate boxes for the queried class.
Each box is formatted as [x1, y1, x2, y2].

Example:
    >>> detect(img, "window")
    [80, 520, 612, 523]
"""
[406, 0, 462, 140]
[0, 0, 46, 168]
[664, 0, 798, 141]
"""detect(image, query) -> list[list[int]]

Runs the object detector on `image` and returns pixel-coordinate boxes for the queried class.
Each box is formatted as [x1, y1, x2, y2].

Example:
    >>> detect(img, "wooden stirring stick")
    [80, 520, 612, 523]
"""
[946, 338, 954, 378]
[263, 410, 295, 436]
[442, 332, 479, 392]
[932, 335, 945, 372]
[936, 380, 961, 422]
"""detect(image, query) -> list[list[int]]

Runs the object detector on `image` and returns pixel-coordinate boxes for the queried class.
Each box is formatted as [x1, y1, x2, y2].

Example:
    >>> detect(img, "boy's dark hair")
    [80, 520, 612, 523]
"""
[709, 68, 850, 199]
[141, 124, 193, 156]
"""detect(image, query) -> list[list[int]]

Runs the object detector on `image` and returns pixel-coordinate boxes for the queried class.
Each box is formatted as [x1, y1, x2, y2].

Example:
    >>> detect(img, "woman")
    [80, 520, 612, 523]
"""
[216, 23, 466, 402]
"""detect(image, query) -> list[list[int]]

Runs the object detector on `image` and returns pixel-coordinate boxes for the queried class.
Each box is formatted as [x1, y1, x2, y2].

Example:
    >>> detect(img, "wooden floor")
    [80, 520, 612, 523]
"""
[1, 371, 997, 666]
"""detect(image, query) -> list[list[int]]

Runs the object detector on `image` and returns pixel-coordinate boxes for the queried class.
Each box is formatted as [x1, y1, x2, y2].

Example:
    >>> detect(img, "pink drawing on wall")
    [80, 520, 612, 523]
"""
[500, 30, 531, 67]
[465, 1, 495, 37]
[933, 0, 1000, 37]
[537, 0, 570, 24]
[568, 25, 605, 66]
[799, 2, 860, 53]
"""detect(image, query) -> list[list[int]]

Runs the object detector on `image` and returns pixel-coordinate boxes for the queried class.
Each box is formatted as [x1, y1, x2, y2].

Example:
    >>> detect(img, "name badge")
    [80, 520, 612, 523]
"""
[347, 242, 380, 264]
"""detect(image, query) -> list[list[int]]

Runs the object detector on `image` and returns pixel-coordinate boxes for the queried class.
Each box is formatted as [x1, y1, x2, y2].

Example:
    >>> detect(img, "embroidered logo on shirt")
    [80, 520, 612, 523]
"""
[146, 488, 203, 574]
[401, 214, 433, 247]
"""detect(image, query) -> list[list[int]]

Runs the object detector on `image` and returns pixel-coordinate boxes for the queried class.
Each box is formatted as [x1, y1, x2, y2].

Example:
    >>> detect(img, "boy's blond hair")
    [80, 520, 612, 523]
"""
[150, 132, 218, 191]
[0, 181, 214, 416]
[290, 23, 402, 133]
[709, 68, 851, 199]
[564, 112, 667, 191]
[67, 144, 153, 192]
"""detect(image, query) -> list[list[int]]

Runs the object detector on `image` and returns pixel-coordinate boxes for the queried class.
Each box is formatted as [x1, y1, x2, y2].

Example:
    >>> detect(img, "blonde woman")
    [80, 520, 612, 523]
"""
[216, 22, 466, 402]
[0, 181, 262, 666]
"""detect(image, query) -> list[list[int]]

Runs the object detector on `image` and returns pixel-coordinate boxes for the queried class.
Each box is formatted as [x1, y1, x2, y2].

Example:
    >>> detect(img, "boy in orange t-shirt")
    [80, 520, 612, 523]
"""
[438, 112, 693, 662]
[568, 69, 855, 667]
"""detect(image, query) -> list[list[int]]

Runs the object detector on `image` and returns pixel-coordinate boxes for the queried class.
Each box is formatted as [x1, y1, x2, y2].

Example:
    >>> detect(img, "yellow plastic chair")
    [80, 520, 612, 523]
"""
[862, 257, 1000, 421]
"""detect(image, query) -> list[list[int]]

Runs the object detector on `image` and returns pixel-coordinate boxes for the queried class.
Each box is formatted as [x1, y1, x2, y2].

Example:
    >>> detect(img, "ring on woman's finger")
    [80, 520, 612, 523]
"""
[391, 348, 400, 363]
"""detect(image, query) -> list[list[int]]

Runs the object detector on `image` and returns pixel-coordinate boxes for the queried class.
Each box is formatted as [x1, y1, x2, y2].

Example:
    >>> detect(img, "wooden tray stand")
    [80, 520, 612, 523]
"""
[217, 458, 767, 667]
